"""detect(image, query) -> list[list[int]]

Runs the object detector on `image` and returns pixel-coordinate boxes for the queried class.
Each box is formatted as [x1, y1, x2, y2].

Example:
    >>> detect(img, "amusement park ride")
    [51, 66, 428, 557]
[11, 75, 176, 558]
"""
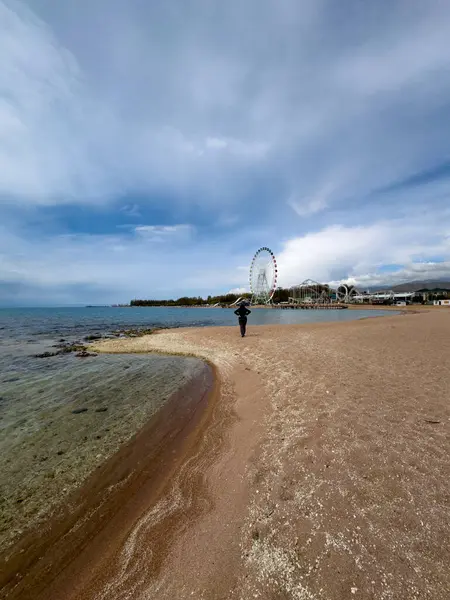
[249, 247, 278, 304]
[247, 247, 415, 306]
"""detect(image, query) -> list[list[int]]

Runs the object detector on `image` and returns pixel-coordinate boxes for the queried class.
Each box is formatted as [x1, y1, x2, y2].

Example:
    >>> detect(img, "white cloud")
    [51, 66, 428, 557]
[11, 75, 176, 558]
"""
[2, 0, 450, 303]
[288, 192, 328, 217]
[1, 213, 449, 304]
[2, 0, 450, 211]
[277, 216, 450, 288]
[228, 287, 248, 295]
[206, 137, 228, 150]
[339, 262, 450, 290]
[133, 224, 194, 243]
[0, 224, 249, 302]
[121, 204, 141, 217]
[0, 0, 274, 207]
[134, 224, 192, 234]
[204, 136, 269, 159]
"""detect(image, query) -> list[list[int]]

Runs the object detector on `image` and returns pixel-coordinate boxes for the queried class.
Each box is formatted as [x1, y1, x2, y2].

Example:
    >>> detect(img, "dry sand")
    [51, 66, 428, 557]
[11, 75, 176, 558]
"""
[2, 309, 449, 600]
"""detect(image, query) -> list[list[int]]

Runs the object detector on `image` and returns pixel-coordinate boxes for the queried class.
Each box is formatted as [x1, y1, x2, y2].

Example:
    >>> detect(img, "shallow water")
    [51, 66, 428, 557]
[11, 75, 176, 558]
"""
[0, 351, 206, 552]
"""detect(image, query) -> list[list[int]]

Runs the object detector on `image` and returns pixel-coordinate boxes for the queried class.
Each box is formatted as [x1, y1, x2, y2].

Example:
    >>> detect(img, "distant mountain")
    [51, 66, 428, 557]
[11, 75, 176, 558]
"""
[370, 279, 450, 293]
[391, 280, 450, 292]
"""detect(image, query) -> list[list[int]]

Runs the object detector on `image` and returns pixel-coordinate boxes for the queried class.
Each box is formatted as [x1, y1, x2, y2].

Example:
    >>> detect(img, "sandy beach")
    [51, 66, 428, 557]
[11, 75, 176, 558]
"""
[2, 308, 449, 600]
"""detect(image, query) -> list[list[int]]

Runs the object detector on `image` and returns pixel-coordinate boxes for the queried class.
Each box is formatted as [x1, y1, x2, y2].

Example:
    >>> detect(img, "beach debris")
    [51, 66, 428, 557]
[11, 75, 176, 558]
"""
[75, 350, 98, 358]
[57, 450, 65, 455]
[95, 407, 108, 412]
[36, 343, 89, 357]
[53, 341, 87, 351]
[112, 327, 157, 338]
[34, 351, 59, 358]
[424, 419, 441, 424]
[58, 345, 87, 354]
[72, 407, 88, 414]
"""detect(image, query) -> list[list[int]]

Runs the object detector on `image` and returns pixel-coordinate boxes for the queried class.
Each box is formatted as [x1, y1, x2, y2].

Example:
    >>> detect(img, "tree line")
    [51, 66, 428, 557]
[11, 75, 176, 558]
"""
[130, 288, 293, 306]
[130, 293, 250, 307]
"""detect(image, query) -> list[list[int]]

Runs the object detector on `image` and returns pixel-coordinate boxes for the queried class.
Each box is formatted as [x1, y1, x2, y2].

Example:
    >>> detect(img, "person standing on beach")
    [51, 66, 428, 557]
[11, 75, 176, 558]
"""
[234, 301, 251, 337]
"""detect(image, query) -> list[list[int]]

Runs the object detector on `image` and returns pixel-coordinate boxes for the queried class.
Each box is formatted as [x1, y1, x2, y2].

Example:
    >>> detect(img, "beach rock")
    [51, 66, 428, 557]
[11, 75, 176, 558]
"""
[57, 450, 65, 455]
[95, 407, 108, 412]
[75, 351, 97, 358]
[84, 334, 102, 341]
[117, 328, 156, 338]
[72, 407, 88, 414]
[34, 352, 57, 358]
[53, 343, 87, 354]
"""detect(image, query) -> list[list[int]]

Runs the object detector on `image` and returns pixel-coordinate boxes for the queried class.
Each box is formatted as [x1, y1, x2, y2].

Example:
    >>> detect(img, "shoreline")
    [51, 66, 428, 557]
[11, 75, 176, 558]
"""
[2, 310, 450, 599]
[0, 351, 203, 556]
[0, 362, 216, 600]
[0, 308, 399, 558]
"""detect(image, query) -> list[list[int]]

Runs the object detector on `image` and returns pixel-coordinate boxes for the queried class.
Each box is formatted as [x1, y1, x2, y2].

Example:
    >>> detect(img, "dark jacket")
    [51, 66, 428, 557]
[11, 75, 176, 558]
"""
[234, 305, 251, 318]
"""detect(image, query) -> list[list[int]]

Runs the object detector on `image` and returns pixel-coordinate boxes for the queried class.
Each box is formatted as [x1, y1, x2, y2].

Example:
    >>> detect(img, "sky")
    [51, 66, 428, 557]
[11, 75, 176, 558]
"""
[1, 0, 450, 306]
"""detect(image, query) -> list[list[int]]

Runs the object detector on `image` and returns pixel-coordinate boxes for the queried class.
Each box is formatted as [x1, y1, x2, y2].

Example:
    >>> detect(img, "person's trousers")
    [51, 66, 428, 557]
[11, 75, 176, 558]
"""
[238, 317, 247, 336]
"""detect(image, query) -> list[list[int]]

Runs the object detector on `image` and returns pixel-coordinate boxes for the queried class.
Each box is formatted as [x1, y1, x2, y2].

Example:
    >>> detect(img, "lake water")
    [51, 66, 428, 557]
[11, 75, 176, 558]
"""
[0, 305, 395, 340]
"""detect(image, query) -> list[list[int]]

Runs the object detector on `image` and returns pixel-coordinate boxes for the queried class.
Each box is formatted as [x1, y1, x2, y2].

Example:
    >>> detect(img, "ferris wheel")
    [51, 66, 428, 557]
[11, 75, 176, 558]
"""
[249, 247, 278, 304]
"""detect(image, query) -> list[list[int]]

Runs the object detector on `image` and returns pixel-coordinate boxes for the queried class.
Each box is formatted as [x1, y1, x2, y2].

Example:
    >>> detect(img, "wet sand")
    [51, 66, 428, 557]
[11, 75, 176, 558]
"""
[0, 361, 213, 600]
[2, 309, 450, 599]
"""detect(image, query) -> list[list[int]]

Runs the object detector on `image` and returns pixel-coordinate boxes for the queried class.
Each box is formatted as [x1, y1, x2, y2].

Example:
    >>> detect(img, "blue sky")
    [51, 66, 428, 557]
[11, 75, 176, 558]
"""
[1, 0, 450, 306]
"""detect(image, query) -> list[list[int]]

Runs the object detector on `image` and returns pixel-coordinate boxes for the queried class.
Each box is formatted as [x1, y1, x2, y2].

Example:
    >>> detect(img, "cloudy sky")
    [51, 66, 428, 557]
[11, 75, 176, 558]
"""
[1, 0, 450, 305]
